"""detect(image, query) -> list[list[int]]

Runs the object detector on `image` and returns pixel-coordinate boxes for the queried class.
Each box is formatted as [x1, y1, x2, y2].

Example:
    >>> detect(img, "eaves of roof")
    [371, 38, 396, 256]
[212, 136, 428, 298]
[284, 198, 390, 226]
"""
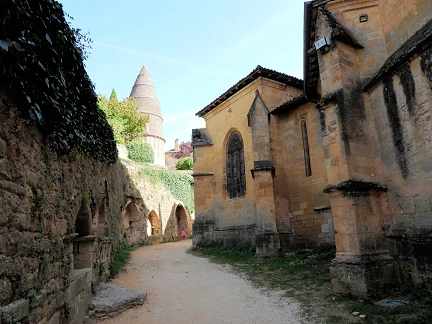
[320, 9, 363, 49]
[364, 18, 432, 91]
[196, 65, 303, 118]
[271, 95, 308, 115]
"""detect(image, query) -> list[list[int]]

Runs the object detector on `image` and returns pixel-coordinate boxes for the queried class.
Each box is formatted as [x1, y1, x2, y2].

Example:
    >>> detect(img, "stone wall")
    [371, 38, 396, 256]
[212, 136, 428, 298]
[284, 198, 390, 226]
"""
[271, 101, 332, 250]
[313, 0, 432, 296]
[0, 91, 192, 323]
[368, 49, 432, 291]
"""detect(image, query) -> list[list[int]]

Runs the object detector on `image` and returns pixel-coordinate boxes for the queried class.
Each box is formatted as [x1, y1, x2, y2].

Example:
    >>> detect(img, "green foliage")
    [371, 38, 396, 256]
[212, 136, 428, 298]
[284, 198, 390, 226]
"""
[82, 191, 90, 208]
[139, 168, 194, 212]
[127, 141, 154, 163]
[109, 244, 133, 278]
[98, 95, 148, 144]
[176, 155, 193, 170]
[0, 1, 117, 164]
[109, 88, 117, 100]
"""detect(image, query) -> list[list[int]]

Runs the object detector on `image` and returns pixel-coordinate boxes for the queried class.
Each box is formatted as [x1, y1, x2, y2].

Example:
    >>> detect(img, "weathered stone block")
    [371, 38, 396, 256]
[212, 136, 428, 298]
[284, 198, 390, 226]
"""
[330, 253, 395, 297]
[414, 195, 431, 213]
[66, 268, 92, 302]
[0, 298, 29, 323]
[321, 224, 331, 233]
[255, 232, 280, 257]
[412, 212, 432, 228]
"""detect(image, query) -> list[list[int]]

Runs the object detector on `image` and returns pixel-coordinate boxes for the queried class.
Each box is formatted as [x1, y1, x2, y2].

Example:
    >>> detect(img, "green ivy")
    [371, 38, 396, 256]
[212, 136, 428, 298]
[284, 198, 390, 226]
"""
[127, 142, 154, 163]
[139, 168, 194, 213]
[175, 155, 193, 170]
[0, 1, 117, 164]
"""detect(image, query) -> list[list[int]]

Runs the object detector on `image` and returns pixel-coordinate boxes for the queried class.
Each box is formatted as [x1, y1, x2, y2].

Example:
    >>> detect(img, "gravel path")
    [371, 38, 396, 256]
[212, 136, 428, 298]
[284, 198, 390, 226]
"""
[95, 240, 306, 324]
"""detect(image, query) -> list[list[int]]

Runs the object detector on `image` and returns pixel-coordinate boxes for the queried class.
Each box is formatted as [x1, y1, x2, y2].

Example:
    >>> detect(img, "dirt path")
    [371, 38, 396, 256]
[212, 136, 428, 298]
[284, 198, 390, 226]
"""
[95, 240, 308, 324]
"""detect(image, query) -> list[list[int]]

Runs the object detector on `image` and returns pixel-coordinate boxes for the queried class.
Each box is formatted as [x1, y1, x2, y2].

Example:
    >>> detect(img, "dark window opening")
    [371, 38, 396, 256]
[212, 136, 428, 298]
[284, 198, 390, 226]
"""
[226, 132, 246, 199]
[301, 120, 312, 177]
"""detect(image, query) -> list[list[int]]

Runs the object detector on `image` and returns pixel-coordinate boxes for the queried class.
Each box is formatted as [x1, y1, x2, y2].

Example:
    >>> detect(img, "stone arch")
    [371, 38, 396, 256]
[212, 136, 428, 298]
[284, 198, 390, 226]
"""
[175, 204, 188, 236]
[147, 210, 161, 236]
[124, 202, 140, 230]
[75, 204, 91, 237]
[73, 203, 94, 270]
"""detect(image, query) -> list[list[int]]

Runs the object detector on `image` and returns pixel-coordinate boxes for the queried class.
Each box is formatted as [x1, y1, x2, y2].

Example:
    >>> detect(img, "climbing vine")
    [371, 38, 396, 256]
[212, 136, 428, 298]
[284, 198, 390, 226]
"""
[0, 0, 117, 164]
[138, 168, 194, 213]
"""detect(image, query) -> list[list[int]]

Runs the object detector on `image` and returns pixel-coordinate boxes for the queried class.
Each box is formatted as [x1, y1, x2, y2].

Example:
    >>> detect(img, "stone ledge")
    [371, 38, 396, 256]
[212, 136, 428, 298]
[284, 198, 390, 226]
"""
[192, 172, 214, 177]
[323, 180, 387, 194]
[0, 298, 29, 323]
[313, 205, 331, 212]
[90, 283, 147, 320]
[192, 128, 213, 146]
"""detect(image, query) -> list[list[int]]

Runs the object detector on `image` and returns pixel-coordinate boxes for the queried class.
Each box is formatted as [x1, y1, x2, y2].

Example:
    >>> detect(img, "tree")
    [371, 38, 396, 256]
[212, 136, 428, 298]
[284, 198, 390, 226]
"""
[109, 88, 117, 100]
[98, 94, 148, 144]
[171, 141, 193, 159]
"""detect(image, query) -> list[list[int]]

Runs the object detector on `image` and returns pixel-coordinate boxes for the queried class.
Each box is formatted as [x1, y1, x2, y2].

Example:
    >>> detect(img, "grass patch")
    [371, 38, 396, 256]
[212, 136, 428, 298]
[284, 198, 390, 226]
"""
[109, 244, 134, 278]
[190, 243, 432, 323]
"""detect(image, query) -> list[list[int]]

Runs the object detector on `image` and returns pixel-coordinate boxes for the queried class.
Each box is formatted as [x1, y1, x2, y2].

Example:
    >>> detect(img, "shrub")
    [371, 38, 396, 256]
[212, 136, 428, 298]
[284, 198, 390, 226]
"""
[126, 141, 154, 163]
[176, 155, 193, 170]
[109, 244, 133, 278]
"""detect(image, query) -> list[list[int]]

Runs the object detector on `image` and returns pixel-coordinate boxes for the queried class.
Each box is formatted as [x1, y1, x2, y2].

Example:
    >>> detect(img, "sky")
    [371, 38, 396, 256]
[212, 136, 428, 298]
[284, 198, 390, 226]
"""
[60, 0, 306, 150]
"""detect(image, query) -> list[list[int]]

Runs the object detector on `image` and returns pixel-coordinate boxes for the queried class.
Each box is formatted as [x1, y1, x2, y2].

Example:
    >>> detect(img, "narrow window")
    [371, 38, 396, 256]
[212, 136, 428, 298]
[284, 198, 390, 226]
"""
[226, 132, 246, 199]
[301, 120, 312, 177]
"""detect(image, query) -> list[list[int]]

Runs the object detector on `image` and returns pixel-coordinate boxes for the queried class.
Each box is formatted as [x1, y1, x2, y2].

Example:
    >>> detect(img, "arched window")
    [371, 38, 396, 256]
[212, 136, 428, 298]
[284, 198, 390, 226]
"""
[226, 132, 246, 199]
[301, 120, 312, 177]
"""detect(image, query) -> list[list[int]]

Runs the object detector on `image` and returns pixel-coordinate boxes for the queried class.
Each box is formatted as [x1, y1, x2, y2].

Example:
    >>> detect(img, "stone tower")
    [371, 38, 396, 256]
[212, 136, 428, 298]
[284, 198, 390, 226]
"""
[130, 66, 165, 165]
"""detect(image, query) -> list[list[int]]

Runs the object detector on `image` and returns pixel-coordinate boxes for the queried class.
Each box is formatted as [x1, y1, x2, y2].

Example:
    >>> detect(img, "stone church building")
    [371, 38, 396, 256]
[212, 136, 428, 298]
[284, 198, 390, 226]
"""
[192, 0, 432, 296]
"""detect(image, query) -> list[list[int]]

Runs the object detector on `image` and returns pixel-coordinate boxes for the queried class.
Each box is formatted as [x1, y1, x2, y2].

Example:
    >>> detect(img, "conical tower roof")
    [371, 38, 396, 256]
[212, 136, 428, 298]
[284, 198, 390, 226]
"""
[130, 66, 162, 118]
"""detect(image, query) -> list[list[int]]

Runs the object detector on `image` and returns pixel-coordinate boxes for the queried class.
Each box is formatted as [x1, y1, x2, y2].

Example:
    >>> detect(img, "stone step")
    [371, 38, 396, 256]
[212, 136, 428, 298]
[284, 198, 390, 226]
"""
[89, 283, 147, 320]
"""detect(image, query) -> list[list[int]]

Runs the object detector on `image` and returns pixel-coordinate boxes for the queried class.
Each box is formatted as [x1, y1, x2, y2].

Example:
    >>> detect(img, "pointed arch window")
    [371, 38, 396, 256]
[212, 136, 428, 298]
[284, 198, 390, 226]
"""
[226, 132, 246, 199]
[301, 120, 312, 177]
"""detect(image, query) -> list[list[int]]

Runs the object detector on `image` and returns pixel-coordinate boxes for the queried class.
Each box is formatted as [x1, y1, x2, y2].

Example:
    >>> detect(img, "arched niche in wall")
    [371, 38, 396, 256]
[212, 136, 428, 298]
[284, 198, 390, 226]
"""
[147, 210, 161, 236]
[124, 202, 140, 230]
[73, 203, 94, 270]
[175, 204, 188, 236]
[75, 204, 91, 237]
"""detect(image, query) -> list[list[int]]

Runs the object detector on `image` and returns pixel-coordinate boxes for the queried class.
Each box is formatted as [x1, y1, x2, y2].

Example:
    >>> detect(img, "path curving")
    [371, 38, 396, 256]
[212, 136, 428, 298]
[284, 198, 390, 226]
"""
[95, 240, 306, 324]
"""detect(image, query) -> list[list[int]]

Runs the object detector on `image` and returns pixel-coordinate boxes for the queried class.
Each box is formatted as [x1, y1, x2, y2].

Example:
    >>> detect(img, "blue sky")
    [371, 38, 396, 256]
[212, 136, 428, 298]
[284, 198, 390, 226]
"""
[60, 0, 306, 150]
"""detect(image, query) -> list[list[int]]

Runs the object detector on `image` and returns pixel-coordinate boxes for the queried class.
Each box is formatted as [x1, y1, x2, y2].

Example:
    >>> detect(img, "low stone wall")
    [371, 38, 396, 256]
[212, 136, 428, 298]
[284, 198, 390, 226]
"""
[193, 221, 256, 246]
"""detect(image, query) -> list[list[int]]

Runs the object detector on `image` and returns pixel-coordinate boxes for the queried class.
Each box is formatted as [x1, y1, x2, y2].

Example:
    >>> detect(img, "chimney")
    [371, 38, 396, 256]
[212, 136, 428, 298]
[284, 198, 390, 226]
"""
[175, 139, 179, 151]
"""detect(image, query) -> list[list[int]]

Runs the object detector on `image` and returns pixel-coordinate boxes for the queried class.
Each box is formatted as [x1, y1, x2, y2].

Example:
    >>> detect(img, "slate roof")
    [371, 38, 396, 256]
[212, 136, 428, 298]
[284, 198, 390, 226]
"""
[196, 65, 303, 117]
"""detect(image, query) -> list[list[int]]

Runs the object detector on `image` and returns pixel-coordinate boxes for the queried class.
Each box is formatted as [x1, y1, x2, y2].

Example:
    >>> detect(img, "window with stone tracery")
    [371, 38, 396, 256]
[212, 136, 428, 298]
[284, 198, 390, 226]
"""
[226, 132, 246, 199]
